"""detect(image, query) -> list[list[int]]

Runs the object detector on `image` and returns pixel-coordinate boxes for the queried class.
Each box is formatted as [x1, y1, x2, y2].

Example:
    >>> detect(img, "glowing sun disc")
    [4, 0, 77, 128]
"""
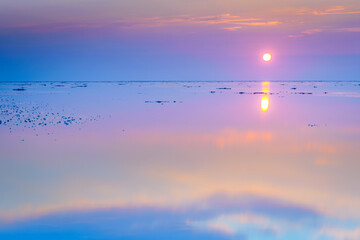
[263, 53, 272, 62]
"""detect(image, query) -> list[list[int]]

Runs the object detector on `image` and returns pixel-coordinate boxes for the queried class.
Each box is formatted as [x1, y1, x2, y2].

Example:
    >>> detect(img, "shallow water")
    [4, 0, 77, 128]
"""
[1, 81, 360, 240]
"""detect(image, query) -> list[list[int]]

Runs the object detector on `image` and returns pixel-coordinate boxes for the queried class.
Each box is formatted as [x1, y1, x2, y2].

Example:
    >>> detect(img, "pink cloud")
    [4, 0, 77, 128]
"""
[319, 226, 360, 240]
[289, 26, 360, 38]
[116, 14, 282, 31]
[297, 6, 360, 16]
[337, 27, 360, 32]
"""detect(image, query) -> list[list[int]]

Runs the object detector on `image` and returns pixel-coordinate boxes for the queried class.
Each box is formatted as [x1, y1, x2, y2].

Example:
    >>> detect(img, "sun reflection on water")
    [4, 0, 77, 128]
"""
[261, 96, 269, 111]
[261, 82, 270, 112]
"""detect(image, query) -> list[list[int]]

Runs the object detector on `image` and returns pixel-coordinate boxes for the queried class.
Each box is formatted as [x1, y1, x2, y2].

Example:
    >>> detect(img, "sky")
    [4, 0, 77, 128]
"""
[0, 0, 360, 81]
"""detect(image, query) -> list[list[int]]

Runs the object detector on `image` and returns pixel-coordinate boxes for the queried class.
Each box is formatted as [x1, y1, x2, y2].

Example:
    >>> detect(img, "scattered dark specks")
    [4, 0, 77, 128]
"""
[292, 92, 313, 95]
[184, 85, 201, 88]
[308, 124, 319, 127]
[0, 98, 101, 136]
[145, 100, 180, 104]
[72, 84, 88, 88]
[13, 88, 26, 91]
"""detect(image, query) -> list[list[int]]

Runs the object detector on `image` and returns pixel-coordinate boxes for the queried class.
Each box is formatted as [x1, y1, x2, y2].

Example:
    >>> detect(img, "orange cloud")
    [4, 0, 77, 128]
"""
[297, 6, 360, 16]
[117, 14, 282, 31]
[301, 29, 323, 35]
[337, 27, 360, 32]
[224, 26, 243, 31]
[288, 26, 360, 38]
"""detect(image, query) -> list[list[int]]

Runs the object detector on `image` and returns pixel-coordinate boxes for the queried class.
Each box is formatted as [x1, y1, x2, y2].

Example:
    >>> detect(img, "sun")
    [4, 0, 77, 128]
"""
[263, 53, 272, 62]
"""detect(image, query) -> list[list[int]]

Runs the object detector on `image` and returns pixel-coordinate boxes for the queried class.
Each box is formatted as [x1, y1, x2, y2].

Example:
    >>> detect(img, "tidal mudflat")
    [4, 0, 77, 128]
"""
[0, 81, 360, 240]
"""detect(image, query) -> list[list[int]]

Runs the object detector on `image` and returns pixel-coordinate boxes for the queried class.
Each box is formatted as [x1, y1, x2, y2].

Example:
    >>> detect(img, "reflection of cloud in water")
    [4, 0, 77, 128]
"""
[133, 129, 273, 148]
[0, 193, 322, 240]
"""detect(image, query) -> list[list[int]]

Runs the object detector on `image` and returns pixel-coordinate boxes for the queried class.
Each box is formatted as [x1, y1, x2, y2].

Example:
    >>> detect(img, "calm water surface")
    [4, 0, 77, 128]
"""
[0, 81, 360, 240]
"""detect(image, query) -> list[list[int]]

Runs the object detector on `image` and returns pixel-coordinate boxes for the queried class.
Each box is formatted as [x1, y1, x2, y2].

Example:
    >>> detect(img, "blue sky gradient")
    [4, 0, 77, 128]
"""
[1, 0, 360, 81]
